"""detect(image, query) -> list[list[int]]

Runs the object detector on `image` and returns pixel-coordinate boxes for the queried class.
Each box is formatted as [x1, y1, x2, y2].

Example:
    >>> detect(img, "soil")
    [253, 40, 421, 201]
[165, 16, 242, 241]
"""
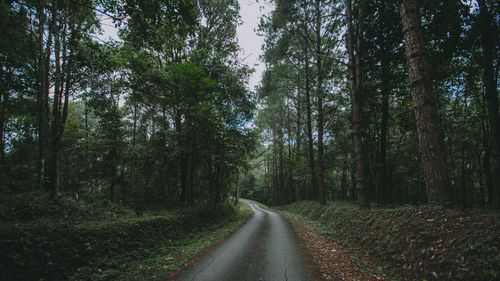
[277, 201, 500, 281]
[284, 213, 392, 281]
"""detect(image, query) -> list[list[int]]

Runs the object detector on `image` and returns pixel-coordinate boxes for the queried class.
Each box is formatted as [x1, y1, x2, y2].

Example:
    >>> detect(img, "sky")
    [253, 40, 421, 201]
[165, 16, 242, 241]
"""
[98, 1, 272, 91]
[236, 0, 273, 91]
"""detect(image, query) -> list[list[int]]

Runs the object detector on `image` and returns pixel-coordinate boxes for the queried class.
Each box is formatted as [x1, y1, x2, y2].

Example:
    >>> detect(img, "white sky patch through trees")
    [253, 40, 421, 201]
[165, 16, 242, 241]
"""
[237, 0, 273, 91]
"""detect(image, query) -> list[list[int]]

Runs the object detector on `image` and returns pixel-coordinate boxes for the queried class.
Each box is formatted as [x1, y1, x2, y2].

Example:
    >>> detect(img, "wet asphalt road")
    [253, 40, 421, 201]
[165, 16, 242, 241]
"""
[175, 199, 312, 281]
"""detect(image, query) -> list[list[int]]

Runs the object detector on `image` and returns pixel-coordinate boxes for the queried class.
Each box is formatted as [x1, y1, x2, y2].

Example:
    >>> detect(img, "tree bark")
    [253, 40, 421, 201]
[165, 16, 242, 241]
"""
[279, 110, 285, 205]
[0, 84, 7, 166]
[399, 0, 450, 204]
[49, 17, 72, 200]
[272, 138, 278, 206]
[347, 0, 368, 208]
[295, 86, 302, 202]
[340, 157, 347, 200]
[110, 149, 117, 201]
[300, 8, 317, 200]
[286, 101, 293, 203]
[49, 16, 62, 199]
[128, 98, 138, 202]
[304, 50, 317, 200]
[315, 0, 326, 206]
[176, 115, 187, 205]
[37, 1, 51, 191]
[477, 0, 500, 209]
[208, 140, 215, 205]
[187, 153, 195, 206]
[379, 36, 391, 204]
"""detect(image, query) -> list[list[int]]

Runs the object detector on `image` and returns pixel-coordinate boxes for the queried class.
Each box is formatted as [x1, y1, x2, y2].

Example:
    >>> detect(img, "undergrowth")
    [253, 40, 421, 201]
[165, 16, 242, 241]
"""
[0, 193, 250, 280]
[276, 201, 500, 281]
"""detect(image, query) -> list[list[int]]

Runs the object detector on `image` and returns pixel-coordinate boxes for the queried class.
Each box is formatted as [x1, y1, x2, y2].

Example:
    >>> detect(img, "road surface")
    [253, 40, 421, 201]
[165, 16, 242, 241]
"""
[175, 199, 314, 281]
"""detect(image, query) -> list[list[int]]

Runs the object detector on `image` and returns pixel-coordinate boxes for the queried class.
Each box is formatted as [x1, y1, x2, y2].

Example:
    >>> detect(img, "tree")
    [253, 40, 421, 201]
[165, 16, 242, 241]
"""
[399, 0, 450, 204]
[477, 0, 500, 209]
[314, 0, 326, 205]
[346, 0, 368, 207]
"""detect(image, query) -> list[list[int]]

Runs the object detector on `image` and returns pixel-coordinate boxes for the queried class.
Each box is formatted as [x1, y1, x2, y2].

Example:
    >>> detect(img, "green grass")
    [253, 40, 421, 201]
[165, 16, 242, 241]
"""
[237, 201, 253, 215]
[78, 216, 249, 281]
[0, 199, 249, 281]
[248, 199, 269, 210]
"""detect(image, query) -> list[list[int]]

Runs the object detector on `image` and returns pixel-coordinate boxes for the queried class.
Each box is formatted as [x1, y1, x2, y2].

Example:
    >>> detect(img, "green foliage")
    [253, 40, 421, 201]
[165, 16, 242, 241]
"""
[1, 0, 255, 207]
[0, 195, 241, 280]
[252, 0, 500, 208]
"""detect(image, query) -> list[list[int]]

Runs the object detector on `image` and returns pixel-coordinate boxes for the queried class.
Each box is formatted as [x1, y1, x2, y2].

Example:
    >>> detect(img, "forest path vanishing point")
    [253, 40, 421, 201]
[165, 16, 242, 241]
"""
[175, 200, 317, 281]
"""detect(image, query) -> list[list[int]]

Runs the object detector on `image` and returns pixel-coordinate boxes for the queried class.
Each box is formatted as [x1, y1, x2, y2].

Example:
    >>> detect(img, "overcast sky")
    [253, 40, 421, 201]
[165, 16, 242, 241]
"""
[237, 0, 273, 91]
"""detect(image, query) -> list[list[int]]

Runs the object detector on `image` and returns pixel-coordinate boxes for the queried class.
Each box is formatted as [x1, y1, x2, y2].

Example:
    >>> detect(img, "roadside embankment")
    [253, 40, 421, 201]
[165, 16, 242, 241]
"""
[276, 201, 499, 281]
[0, 194, 250, 281]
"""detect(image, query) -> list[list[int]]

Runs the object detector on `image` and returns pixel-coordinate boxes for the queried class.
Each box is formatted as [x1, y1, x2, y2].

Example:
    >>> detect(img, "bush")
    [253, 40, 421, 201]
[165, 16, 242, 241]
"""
[0, 202, 237, 281]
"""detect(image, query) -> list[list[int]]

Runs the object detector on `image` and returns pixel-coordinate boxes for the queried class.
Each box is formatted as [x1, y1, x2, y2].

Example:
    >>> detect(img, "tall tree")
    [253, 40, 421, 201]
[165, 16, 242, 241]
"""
[346, 0, 368, 207]
[33, 0, 103, 199]
[315, 0, 326, 205]
[477, 0, 500, 208]
[399, 0, 450, 204]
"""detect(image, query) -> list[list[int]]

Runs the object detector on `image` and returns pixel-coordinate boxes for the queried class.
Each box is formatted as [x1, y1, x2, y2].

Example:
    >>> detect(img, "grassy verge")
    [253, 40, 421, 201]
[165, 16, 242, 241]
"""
[247, 199, 269, 210]
[276, 201, 500, 281]
[0, 195, 252, 281]
[237, 200, 253, 214]
[84, 214, 249, 281]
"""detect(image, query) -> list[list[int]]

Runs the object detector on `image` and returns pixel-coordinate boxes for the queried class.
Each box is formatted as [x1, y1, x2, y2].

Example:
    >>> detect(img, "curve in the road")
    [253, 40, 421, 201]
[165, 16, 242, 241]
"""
[175, 200, 314, 281]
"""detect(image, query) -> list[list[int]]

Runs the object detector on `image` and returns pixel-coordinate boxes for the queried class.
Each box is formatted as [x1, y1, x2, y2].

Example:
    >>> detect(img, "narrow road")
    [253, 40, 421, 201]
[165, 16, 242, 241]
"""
[175, 199, 314, 281]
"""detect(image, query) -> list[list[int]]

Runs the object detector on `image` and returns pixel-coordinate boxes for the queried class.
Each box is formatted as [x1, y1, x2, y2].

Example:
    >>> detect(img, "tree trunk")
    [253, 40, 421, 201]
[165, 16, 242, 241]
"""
[187, 153, 195, 206]
[376, 0, 392, 203]
[215, 162, 222, 204]
[399, 0, 450, 204]
[315, 0, 326, 206]
[350, 162, 357, 201]
[273, 140, 278, 206]
[460, 142, 467, 208]
[266, 149, 271, 206]
[477, 0, 500, 209]
[175, 110, 188, 205]
[347, 0, 368, 208]
[110, 150, 117, 201]
[37, 1, 51, 191]
[295, 86, 302, 202]
[49, 147, 60, 199]
[279, 111, 285, 205]
[234, 173, 239, 205]
[208, 145, 214, 205]
[340, 157, 347, 200]
[286, 102, 293, 203]
[49, 21, 62, 199]
[304, 52, 317, 200]
[478, 149, 485, 207]
[380, 43, 391, 204]
[0, 87, 7, 166]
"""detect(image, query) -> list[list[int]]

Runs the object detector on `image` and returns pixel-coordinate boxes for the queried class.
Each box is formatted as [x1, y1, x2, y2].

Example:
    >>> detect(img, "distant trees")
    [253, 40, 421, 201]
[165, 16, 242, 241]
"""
[0, 0, 255, 207]
[255, 0, 500, 208]
[2, 0, 499, 210]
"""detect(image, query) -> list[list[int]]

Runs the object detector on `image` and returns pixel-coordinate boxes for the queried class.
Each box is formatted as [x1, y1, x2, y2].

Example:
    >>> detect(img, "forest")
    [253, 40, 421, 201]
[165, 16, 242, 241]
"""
[1, 0, 256, 206]
[251, 0, 500, 209]
[0, 0, 499, 280]
[1, 0, 499, 210]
